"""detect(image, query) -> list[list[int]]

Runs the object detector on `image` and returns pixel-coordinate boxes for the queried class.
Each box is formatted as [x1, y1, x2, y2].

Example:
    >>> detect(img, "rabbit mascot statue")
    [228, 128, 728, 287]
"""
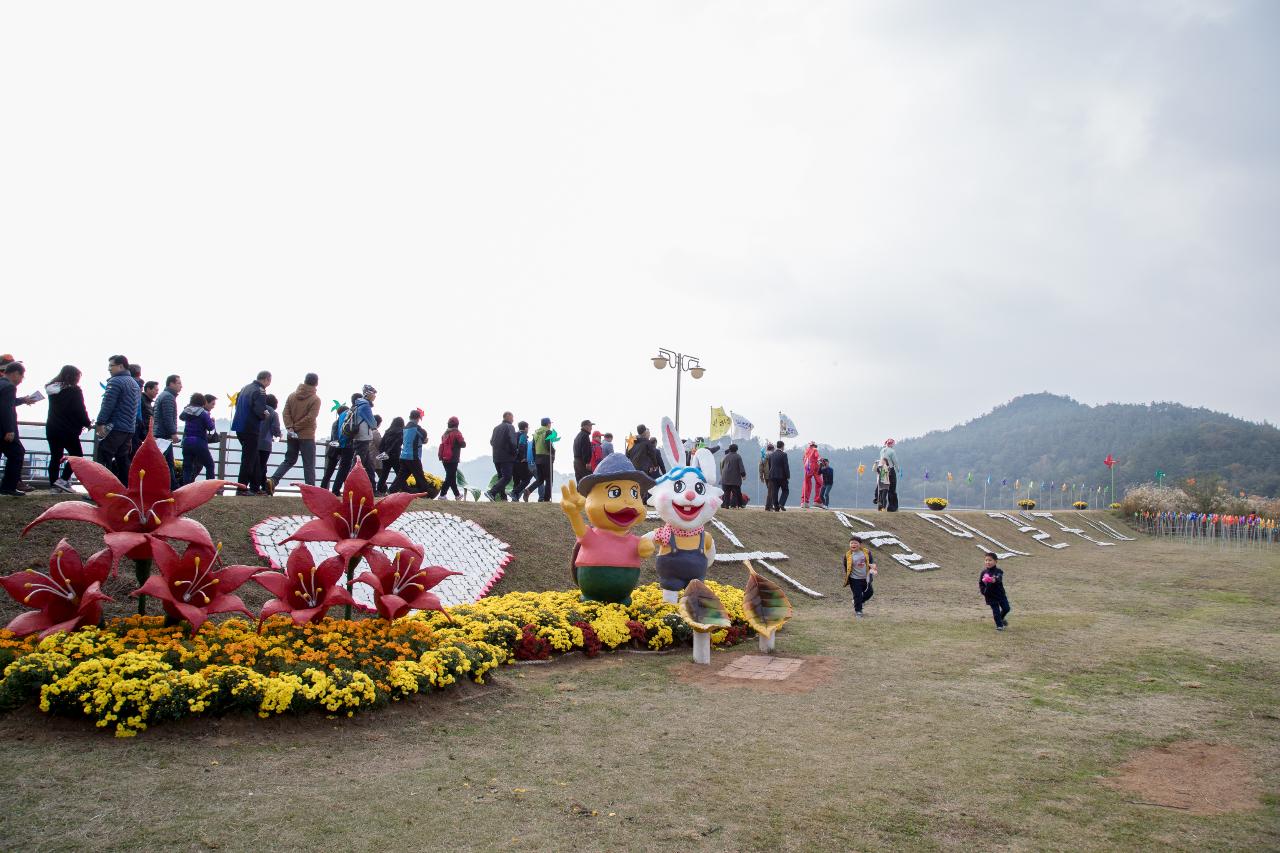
[645, 417, 722, 603]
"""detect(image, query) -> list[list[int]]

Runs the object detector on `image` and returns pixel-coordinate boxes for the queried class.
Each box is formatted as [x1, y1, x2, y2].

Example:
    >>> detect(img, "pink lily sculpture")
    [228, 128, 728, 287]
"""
[131, 540, 257, 635]
[0, 539, 113, 639]
[253, 544, 357, 627]
[354, 548, 458, 621]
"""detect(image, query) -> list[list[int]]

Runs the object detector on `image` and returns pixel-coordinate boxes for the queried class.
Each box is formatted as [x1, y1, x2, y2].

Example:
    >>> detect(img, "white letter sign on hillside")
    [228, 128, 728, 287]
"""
[835, 512, 940, 572]
[1027, 512, 1114, 547]
[916, 513, 1030, 560]
[1080, 517, 1137, 541]
[986, 512, 1070, 549]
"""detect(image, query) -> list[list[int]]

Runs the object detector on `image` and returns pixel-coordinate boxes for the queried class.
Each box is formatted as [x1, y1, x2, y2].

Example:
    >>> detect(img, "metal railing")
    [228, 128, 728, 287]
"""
[7, 421, 336, 493]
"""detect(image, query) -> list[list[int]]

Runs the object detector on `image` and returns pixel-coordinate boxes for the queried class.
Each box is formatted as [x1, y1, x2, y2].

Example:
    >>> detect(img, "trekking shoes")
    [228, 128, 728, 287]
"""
[854, 611, 863, 619]
[52, 479, 75, 494]
[0, 489, 26, 498]
[996, 625, 1005, 631]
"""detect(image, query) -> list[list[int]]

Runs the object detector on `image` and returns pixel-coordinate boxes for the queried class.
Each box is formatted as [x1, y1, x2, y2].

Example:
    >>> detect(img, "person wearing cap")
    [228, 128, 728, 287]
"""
[801, 441, 821, 509]
[879, 438, 899, 512]
[524, 417, 555, 501]
[573, 419, 594, 482]
[332, 384, 378, 495]
[436, 415, 466, 500]
[561, 453, 657, 605]
[588, 430, 605, 472]
[510, 420, 532, 499]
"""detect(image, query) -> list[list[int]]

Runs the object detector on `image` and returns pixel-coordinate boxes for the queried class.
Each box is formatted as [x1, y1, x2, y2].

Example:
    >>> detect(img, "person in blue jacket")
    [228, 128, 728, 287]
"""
[94, 355, 142, 481]
[231, 370, 271, 495]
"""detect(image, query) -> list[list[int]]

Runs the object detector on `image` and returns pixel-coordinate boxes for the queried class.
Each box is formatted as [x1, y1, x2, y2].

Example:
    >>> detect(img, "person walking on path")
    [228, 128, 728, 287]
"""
[271, 373, 321, 489]
[879, 438, 900, 511]
[766, 441, 790, 511]
[332, 386, 378, 494]
[320, 404, 349, 490]
[842, 534, 878, 619]
[257, 395, 282, 494]
[572, 419, 594, 482]
[523, 417, 555, 502]
[180, 393, 218, 484]
[44, 365, 92, 494]
[487, 411, 518, 501]
[820, 458, 834, 507]
[0, 361, 28, 497]
[152, 374, 183, 488]
[801, 441, 821, 508]
[978, 552, 1011, 631]
[720, 443, 747, 509]
[393, 409, 428, 493]
[376, 416, 404, 494]
[510, 421, 532, 500]
[436, 416, 466, 500]
[94, 355, 142, 482]
[231, 370, 271, 495]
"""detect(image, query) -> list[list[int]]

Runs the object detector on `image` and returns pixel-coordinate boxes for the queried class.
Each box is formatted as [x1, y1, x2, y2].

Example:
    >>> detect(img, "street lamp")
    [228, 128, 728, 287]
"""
[651, 348, 705, 432]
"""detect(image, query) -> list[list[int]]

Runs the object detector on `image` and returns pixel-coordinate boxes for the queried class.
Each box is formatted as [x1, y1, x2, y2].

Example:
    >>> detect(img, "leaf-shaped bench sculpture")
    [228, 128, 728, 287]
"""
[677, 579, 730, 665]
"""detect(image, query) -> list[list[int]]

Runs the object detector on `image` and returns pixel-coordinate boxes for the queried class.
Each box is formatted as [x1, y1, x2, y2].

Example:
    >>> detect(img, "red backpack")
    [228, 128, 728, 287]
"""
[590, 442, 604, 471]
[438, 431, 455, 463]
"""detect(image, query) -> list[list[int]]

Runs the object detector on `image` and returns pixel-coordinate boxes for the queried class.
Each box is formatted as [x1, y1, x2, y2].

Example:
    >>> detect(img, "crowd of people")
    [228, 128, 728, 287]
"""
[0, 353, 907, 509]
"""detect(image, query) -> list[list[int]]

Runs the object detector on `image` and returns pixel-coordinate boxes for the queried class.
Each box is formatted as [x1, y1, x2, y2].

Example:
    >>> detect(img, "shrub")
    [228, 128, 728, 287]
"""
[1121, 483, 1192, 516]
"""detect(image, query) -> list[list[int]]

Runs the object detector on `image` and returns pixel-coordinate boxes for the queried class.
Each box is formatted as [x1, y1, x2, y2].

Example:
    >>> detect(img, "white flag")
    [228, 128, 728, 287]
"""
[730, 411, 754, 440]
[778, 412, 799, 438]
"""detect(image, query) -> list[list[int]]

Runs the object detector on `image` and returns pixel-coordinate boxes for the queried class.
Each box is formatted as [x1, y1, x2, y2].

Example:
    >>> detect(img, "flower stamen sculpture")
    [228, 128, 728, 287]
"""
[22, 434, 228, 614]
[0, 539, 114, 638]
[284, 459, 423, 617]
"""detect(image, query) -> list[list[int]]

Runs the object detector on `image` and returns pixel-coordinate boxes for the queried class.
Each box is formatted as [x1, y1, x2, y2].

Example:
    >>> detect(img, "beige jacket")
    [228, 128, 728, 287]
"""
[282, 384, 322, 440]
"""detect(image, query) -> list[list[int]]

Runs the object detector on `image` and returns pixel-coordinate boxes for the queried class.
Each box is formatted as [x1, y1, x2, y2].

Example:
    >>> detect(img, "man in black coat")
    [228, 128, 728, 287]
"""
[487, 411, 518, 501]
[0, 362, 27, 497]
[767, 441, 790, 511]
[572, 419, 594, 482]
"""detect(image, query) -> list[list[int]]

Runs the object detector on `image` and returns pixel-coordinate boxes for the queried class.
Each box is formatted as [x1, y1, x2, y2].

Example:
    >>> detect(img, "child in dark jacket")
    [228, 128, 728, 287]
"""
[979, 552, 1010, 631]
[841, 534, 878, 619]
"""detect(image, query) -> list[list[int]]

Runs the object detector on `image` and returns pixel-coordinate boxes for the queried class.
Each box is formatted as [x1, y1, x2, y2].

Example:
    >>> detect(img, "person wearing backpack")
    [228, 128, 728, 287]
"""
[331, 387, 377, 495]
[510, 420, 532, 500]
[320, 404, 349, 490]
[589, 430, 605, 472]
[436, 416, 466, 500]
[522, 417, 555, 502]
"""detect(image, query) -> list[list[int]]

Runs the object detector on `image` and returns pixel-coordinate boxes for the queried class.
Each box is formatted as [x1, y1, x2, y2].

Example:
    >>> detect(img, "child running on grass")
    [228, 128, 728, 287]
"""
[842, 534, 878, 619]
[979, 551, 1010, 631]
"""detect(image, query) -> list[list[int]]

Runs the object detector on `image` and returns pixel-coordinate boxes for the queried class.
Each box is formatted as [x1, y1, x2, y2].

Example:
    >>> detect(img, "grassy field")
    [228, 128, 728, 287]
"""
[0, 497, 1277, 850]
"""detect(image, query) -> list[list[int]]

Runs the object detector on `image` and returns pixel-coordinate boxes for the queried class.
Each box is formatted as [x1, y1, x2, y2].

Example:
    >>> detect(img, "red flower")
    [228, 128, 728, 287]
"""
[253, 545, 357, 626]
[131, 540, 256, 634]
[0, 539, 113, 638]
[22, 434, 223, 562]
[354, 549, 458, 621]
[285, 459, 421, 561]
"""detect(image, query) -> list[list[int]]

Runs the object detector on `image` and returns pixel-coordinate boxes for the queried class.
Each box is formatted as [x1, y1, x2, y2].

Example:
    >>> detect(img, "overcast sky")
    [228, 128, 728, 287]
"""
[3, 1, 1275, 466]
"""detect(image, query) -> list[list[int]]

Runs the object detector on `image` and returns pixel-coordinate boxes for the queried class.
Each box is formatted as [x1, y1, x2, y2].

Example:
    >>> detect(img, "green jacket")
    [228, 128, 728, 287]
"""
[533, 426, 556, 457]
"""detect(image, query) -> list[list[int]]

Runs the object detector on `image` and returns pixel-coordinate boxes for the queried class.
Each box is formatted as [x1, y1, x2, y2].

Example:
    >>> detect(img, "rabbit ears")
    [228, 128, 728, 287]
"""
[658, 416, 719, 487]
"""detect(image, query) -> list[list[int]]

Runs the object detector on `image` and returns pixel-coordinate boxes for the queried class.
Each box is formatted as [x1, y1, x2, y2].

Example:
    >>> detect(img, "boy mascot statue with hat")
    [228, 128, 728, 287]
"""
[561, 453, 656, 605]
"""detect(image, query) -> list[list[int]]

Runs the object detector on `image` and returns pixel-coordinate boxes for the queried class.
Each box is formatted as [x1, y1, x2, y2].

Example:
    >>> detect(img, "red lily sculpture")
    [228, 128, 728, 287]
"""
[354, 548, 458, 621]
[0, 539, 113, 638]
[23, 434, 224, 562]
[285, 459, 421, 561]
[131, 540, 257, 634]
[253, 544, 357, 626]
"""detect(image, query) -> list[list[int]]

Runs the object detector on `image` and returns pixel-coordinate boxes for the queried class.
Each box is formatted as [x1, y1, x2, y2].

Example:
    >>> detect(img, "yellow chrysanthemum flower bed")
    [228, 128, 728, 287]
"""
[0, 582, 751, 737]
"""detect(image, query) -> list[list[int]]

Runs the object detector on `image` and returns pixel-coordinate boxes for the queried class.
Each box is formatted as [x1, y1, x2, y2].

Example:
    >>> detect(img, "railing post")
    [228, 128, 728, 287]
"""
[217, 434, 228, 480]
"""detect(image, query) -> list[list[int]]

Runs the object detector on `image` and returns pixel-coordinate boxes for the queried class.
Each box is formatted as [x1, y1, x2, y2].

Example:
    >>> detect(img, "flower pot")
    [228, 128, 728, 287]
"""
[575, 565, 641, 606]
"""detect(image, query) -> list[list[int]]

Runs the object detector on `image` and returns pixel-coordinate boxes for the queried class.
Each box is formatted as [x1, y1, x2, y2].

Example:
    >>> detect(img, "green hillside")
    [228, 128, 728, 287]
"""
[735, 393, 1280, 509]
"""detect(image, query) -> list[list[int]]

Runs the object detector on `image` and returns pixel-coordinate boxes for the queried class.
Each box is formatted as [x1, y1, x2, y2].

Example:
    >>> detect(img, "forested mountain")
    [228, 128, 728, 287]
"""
[731, 393, 1280, 509]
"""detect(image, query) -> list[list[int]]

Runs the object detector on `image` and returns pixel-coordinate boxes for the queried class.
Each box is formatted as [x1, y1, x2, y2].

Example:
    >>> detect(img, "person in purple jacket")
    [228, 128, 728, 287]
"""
[180, 393, 219, 484]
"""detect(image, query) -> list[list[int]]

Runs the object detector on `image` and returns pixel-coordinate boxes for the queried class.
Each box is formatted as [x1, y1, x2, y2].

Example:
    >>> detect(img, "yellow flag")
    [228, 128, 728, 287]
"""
[709, 406, 731, 441]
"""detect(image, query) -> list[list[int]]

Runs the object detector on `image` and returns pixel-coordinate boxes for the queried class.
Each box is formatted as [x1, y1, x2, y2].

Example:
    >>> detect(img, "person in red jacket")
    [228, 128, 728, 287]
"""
[801, 441, 822, 508]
